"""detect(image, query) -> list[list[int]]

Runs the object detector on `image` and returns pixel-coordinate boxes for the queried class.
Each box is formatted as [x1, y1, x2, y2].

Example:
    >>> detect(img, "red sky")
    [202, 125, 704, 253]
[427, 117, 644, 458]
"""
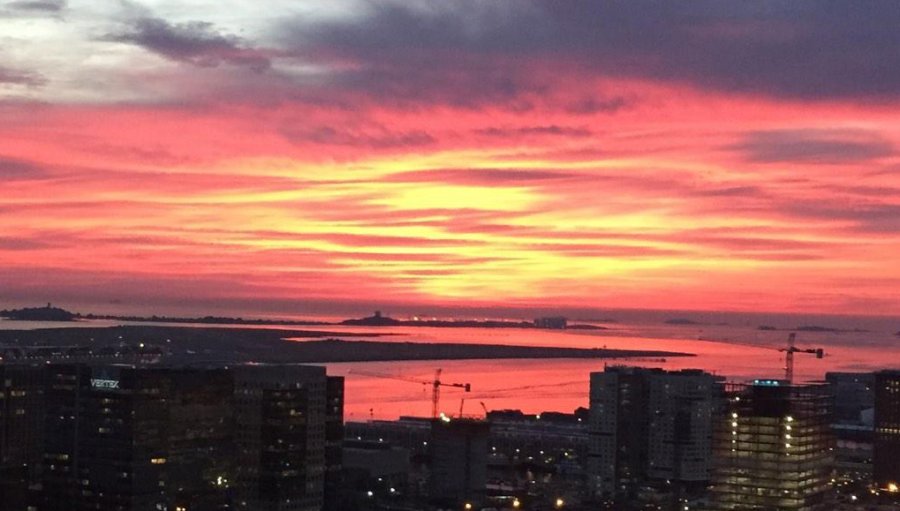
[2, 1, 900, 317]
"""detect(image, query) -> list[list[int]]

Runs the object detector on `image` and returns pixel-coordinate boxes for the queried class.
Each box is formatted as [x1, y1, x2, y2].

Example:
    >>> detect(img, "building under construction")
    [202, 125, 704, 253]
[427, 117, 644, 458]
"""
[711, 380, 833, 511]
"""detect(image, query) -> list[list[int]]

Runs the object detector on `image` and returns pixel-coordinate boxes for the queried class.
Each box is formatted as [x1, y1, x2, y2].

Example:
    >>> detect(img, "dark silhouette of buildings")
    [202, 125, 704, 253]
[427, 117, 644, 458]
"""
[0, 364, 45, 510]
[874, 370, 900, 492]
[0, 363, 342, 511]
[429, 417, 489, 508]
[232, 365, 332, 511]
[711, 381, 833, 511]
[587, 366, 722, 503]
[534, 316, 567, 329]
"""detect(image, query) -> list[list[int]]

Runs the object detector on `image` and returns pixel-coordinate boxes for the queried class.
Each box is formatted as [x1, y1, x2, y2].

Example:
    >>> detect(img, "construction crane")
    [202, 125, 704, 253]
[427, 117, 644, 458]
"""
[711, 332, 825, 384]
[779, 333, 824, 384]
[350, 368, 471, 419]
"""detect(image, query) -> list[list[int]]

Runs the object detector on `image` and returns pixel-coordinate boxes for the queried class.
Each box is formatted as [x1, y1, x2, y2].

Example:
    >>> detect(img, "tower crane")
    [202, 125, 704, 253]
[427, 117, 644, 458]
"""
[779, 333, 824, 384]
[349, 368, 471, 419]
[709, 332, 825, 384]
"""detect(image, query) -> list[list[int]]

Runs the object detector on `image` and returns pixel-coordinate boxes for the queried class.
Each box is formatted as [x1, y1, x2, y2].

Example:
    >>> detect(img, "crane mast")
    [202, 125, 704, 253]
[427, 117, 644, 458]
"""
[351, 367, 470, 419]
[779, 333, 824, 384]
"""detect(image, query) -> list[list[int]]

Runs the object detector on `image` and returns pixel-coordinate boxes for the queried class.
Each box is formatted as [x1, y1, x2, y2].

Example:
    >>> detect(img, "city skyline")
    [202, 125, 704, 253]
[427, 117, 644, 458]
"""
[3, 1, 900, 318]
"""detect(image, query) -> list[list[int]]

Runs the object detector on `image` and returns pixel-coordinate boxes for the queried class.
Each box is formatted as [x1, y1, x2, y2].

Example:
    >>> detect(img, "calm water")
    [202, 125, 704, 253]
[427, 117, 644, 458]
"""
[3, 316, 899, 420]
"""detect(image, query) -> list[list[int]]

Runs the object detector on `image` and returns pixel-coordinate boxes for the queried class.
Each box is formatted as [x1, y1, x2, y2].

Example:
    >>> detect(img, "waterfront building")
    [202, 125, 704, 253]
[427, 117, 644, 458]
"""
[826, 372, 874, 423]
[39, 364, 171, 511]
[587, 366, 722, 501]
[233, 365, 332, 511]
[711, 380, 833, 511]
[29, 363, 341, 511]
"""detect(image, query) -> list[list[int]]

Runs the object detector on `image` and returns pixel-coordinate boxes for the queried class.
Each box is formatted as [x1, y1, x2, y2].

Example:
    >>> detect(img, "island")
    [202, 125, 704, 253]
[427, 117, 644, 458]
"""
[341, 311, 605, 330]
[0, 304, 76, 322]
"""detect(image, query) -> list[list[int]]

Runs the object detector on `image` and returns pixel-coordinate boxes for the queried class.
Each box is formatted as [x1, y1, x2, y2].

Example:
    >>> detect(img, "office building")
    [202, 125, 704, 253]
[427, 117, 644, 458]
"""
[874, 370, 900, 491]
[711, 380, 833, 511]
[429, 418, 489, 507]
[587, 367, 721, 501]
[0, 364, 45, 509]
[30, 363, 341, 511]
[166, 368, 236, 511]
[324, 375, 345, 508]
[39, 364, 171, 511]
[233, 365, 332, 511]
[825, 372, 874, 423]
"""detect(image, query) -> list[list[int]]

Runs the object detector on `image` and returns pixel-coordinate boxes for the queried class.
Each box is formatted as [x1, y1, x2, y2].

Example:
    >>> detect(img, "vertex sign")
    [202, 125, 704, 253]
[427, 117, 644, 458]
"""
[91, 379, 120, 390]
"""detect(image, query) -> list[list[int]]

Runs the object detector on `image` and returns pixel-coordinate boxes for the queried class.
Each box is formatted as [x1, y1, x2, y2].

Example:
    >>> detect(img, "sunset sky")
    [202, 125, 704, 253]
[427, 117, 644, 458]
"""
[2, 1, 900, 318]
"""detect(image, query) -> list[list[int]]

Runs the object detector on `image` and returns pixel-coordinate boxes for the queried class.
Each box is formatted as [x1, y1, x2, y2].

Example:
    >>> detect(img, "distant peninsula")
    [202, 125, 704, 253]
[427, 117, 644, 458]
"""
[340, 311, 606, 330]
[0, 325, 691, 365]
[795, 325, 868, 333]
[0, 304, 75, 322]
[1, 304, 607, 331]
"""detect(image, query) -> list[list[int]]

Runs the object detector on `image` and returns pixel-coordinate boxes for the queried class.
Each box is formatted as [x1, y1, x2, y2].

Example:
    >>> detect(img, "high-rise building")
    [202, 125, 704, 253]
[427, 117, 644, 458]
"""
[587, 367, 721, 501]
[31, 363, 342, 511]
[711, 380, 833, 511]
[39, 364, 171, 511]
[0, 364, 45, 509]
[324, 375, 345, 509]
[166, 368, 235, 511]
[233, 365, 332, 511]
[874, 370, 900, 491]
[825, 372, 874, 423]
[429, 417, 489, 507]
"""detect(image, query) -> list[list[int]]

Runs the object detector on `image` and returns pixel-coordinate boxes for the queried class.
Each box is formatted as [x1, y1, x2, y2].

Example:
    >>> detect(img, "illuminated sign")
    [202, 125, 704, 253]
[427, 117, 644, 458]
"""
[91, 378, 120, 390]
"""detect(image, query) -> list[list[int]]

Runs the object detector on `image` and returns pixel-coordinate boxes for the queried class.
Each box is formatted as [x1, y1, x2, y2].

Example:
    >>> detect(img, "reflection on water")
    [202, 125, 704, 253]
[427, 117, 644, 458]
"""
[3, 317, 898, 421]
[325, 322, 900, 420]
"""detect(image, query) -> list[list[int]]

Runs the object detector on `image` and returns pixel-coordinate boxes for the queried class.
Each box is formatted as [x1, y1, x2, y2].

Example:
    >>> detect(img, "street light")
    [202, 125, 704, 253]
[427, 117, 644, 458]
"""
[555, 497, 565, 508]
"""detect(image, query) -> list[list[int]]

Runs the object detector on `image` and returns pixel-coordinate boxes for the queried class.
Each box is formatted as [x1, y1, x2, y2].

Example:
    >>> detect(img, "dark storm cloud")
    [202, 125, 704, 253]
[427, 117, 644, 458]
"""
[109, 16, 270, 72]
[732, 129, 894, 164]
[284, 0, 900, 100]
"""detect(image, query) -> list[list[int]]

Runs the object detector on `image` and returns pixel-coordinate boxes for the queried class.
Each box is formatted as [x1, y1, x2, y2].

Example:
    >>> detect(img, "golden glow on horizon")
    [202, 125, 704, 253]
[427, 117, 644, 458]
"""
[2, 15, 900, 316]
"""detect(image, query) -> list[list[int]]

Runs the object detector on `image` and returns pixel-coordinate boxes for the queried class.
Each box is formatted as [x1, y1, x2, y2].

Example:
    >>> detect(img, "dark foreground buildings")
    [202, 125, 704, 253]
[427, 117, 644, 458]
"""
[587, 366, 722, 505]
[429, 417, 490, 508]
[0, 363, 342, 511]
[711, 380, 833, 511]
[874, 370, 900, 492]
[0, 364, 45, 510]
